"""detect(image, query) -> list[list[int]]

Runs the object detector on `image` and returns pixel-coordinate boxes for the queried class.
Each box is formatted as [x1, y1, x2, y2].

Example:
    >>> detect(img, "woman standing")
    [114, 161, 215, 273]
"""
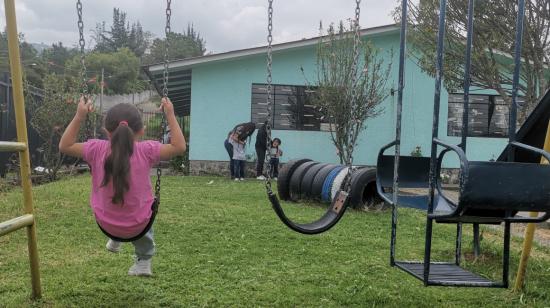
[255, 121, 268, 180]
[224, 131, 235, 179]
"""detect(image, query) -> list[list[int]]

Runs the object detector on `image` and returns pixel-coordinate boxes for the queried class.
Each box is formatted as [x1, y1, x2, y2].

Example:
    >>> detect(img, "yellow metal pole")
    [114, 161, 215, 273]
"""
[4, 0, 42, 299]
[513, 120, 550, 292]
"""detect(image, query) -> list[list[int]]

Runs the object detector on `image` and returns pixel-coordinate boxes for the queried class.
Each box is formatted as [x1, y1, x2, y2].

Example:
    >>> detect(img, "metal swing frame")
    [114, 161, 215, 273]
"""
[377, 0, 550, 287]
[0, 0, 42, 299]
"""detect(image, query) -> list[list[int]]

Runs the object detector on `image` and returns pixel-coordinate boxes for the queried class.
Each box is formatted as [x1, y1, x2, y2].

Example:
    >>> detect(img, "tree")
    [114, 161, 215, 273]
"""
[0, 30, 45, 87]
[65, 47, 141, 95]
[143, 24, 206, 64]
[405, 0, 550, 122]
[310, 22, 392, 164]
[30, 74, 79, 180]
[92, 8, 151, 57]
[128, 22, 149, 57]
[41, 42, 78, 75]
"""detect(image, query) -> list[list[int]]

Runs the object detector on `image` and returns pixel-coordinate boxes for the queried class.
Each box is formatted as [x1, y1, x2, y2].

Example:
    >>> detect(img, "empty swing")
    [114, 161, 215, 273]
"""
[263, 0, 363, 234]
[376, 0, 550, 287]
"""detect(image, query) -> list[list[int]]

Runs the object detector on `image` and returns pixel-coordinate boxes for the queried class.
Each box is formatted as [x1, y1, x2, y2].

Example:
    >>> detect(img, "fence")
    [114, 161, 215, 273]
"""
[141, 111, 190, 141]
[141, 111, 190, 173]
[0, 73, 44, 176]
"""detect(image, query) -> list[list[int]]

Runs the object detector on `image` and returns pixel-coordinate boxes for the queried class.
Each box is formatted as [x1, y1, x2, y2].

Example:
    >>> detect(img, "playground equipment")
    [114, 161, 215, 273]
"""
[0, 0, 42, 299]
[277, 160, 378, 209]
[264, 0, 363, 234]
[74, 0, 171, 242]
[377, 0, 550, 287]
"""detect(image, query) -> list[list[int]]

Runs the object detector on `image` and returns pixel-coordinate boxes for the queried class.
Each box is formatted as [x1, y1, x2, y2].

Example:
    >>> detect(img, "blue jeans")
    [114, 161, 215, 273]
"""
[234, 160, 245, 178]
[270, 158, 279, 178]
[131, 229, 155, 260]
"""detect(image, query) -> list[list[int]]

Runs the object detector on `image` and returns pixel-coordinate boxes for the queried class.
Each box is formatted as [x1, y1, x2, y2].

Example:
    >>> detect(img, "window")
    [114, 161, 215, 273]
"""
[447, 93, 524, 138]
[251, 83, 325, 131]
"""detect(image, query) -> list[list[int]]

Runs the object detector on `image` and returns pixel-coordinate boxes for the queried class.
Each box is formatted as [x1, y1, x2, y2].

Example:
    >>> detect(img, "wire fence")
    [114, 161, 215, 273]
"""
[141, 111, 189, 142]
[141, 111, 190, 174]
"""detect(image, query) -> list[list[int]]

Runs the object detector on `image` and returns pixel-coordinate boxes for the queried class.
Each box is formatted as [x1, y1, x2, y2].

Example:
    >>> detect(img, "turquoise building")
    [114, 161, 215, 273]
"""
[144, 25, 510, 174]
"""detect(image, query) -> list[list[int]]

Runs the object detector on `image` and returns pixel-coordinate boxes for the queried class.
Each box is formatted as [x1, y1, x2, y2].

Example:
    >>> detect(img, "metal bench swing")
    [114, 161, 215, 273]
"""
[263, 0, 363, 235]
[376, 0, 550, 287]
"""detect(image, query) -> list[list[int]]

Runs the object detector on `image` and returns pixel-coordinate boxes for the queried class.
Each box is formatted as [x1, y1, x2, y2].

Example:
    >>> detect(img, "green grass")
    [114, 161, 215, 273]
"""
[1, 175, 550, 307]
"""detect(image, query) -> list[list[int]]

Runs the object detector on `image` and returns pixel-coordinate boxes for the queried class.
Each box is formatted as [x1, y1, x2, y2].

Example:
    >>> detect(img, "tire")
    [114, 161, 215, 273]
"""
[331, 167, 350, 201]
[349, 168, 380, 210]
[289, 161, 320, 201]
[310, 164, 339, 201]
[321, 166, 345, 202]
[300, 163, 330, 199]
[277, 159, 311, 201]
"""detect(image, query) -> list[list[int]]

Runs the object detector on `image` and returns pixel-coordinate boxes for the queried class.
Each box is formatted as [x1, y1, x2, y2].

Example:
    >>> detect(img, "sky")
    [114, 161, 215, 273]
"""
[0, 0, 398, 53]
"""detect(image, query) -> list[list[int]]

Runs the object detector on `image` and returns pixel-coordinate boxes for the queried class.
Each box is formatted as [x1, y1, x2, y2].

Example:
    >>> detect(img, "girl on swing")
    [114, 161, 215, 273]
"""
[59, 97, 186, 276]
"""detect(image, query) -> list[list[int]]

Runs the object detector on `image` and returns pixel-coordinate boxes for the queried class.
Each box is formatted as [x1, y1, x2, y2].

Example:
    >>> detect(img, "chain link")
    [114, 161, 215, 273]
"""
[76, 0, 88, 97]
[343, 0, 361, 192]
[264, 0, 274, 193]
[162, 0, 172, 98]
[76, 0, 93, 140]
[155, 0, 172, 201]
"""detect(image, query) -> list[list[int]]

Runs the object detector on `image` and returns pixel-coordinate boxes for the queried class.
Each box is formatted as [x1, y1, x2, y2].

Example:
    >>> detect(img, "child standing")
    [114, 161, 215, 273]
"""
[269, 138, 282, 180]
[59, 97, 186, 276]
[230, 133, 246, 181]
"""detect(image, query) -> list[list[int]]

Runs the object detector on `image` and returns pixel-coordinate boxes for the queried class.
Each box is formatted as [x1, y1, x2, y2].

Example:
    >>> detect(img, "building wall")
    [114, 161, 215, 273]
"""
[188, 32, 508, 168]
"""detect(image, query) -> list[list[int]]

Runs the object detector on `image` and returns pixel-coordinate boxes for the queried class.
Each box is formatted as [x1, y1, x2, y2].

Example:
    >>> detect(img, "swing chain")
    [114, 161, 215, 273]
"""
[264, 0, 274, 193]
[162, 0, 172, 98]
[76, 0, 87, 97]
[343, 0, 361, 192]
[156, 0, 171, 201]
[76, 0, 93, 140]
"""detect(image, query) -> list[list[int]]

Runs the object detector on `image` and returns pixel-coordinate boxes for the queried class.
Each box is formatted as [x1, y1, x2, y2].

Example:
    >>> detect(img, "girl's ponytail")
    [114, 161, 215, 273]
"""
[102, 123, 134, 204]
[101, 104, 143, 205]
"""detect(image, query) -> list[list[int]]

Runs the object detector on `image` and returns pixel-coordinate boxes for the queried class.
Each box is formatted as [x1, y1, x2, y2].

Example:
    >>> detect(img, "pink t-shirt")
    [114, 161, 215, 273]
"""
[83, 139, 161, 238]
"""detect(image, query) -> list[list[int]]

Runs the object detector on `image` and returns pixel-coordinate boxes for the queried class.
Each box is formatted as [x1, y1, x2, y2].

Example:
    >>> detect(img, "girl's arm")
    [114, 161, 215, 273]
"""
[231, 133, 239, 142]
[59, 97, 93, 158]
[159, 97, 187, 160]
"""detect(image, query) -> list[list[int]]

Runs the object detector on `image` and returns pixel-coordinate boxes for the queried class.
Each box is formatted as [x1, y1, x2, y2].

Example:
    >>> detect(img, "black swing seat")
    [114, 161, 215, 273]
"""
[268, 189, 350, 235]
[376, 139, 550, 224]
[97, 199, 159, 242]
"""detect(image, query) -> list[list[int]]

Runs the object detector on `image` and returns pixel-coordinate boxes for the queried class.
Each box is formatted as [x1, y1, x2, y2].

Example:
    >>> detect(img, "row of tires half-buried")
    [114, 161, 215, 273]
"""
[277, 159, 383, 210]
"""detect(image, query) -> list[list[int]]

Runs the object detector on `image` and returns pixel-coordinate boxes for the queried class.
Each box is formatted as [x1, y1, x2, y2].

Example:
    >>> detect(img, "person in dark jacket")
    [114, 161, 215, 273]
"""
[255, 121, 268, 180]
[224, 131, 235, 179]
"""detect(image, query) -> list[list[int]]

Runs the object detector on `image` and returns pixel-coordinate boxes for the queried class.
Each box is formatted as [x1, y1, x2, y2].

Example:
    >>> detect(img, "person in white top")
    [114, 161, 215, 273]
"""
[229, 133, 247, 181]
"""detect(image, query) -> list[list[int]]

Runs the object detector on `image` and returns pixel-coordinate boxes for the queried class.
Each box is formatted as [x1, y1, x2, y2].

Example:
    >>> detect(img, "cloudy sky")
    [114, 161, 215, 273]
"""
[0, 0, 399, 53]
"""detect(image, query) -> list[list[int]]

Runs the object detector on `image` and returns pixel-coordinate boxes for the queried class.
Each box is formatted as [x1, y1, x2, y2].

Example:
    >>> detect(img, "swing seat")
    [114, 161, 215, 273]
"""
[376, 141, 451, 211]
[430, 139, 550, 223]
[376, 139, 550, 223]
[97, 199, 159, 242]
